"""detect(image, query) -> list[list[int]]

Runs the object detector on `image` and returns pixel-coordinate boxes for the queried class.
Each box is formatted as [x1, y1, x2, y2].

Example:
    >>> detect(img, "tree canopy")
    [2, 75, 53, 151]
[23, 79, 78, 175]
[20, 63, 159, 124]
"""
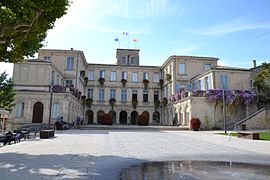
[254, 62, 270, 93]
[0, 0, 70, 63]
[0, 72, 15, 111]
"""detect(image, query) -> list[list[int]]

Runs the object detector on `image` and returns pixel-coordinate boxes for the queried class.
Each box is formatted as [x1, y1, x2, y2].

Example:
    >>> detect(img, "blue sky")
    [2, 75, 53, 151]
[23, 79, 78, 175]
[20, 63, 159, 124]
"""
[1, 0, 270, 76]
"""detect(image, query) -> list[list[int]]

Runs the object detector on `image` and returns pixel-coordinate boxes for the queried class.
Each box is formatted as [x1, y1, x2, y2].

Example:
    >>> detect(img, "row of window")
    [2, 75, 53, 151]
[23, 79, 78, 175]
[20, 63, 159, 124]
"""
[88, 88, 159, 102]
[164, 63, 212, 76]
[121, 56, 136, 65]
[16, 102, 60, 118]
[88, 70, 160, 82]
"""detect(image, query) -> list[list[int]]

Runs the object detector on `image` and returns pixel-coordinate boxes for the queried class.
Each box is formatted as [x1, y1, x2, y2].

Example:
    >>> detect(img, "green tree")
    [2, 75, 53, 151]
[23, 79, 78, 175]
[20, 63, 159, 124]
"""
[254, 62, 270, 93]
[0, 0, 70, 63]
[0, 72, 15, 111]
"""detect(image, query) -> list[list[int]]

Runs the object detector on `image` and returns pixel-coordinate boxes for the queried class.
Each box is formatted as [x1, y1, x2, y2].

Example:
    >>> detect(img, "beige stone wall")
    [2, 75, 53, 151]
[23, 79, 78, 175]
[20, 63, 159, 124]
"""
[214, 70, 250, 90]
[8, 91, 82, 128]
[245, 109, 270, 130]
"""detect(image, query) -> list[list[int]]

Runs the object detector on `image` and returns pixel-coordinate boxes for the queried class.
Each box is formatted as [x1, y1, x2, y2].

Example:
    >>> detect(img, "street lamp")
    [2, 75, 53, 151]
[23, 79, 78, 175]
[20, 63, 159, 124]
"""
[222, 84, 227, 134]
[48, 83, 53, 129]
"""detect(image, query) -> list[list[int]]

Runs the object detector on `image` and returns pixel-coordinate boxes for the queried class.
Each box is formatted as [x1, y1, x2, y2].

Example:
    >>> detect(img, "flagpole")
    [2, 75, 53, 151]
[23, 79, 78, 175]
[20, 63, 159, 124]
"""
[127, 32, 129, 48]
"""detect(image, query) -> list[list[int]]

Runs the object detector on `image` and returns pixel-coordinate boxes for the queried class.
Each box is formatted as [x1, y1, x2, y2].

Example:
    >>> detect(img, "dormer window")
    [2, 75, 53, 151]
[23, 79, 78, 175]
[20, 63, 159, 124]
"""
[130, 56, 135, 64]
[121, 56, 127, 64]
[44, 56, 51, 62]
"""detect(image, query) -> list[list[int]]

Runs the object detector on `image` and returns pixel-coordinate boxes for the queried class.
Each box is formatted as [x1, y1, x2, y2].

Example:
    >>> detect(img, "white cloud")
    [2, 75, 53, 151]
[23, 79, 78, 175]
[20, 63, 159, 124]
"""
[0, 63, 14, 78]
[197, 16, 270, 36]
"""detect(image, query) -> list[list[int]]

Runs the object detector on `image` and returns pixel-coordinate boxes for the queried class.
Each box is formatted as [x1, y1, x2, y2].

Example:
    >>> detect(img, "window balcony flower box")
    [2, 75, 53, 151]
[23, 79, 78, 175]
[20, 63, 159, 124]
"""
[80, 70, 86, 77]
[142, 79, 149, 89]
[98, 77, 105, 86]
[121, 79, 127, 87]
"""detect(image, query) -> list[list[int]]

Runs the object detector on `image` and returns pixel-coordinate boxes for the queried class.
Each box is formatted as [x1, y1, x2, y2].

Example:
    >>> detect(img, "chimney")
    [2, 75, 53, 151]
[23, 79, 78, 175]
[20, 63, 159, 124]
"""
[71, 48, 73, 51]
[252, 60, 256, 68]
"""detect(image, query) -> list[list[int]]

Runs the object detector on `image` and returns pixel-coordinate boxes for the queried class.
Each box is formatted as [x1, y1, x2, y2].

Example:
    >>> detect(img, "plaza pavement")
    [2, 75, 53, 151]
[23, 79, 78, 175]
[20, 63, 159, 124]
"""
[1, 128, 270, 179]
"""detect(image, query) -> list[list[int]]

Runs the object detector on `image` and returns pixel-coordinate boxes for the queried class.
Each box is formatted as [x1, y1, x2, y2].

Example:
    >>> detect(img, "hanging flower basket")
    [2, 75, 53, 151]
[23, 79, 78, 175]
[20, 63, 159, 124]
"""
[109, 98, 116, 110]
[159, 79, 164, 90]
[84, 77, 88, 85]
[99, 77, 105, 86]
[86, 98, 93, 108]
[121, 79, 127, 87]
[154, 100, 160, 110]
[80, 70, 86, 77]
[163, 97, 168, 107]
[143, 79, 149, 89]
[166, 74, 172, 83]
[81, 95, 86, 101]
[132, 99, 138, 109]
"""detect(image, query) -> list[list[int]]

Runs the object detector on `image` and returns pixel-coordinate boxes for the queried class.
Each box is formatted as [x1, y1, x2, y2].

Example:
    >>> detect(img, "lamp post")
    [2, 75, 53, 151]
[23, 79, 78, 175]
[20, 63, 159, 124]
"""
[222, 84, 227, 134]
[48, 83, 53, 129]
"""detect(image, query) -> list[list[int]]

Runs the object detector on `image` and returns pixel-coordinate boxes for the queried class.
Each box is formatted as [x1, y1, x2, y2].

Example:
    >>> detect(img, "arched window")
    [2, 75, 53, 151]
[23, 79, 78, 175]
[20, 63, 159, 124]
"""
[52, 103, 60, 118]
[16, 102, 24, 117]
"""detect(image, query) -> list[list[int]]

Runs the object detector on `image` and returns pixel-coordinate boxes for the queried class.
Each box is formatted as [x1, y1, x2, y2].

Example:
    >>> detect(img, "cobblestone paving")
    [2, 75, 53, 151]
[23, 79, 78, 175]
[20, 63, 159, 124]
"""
[1, 129, 270, 179]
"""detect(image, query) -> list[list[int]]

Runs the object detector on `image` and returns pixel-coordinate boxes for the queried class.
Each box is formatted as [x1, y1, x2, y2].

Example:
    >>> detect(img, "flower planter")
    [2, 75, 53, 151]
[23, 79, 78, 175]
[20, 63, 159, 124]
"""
[121, 79, 127, 87]
[190, 118, 201, 131]
[80, 70, 86, 77]
[86, 98, 93, 108]
[102, 113, 113, 125]
[99, 78, 105, 86]
[143, 79, 149, 89]
[132, 99, 138, 109]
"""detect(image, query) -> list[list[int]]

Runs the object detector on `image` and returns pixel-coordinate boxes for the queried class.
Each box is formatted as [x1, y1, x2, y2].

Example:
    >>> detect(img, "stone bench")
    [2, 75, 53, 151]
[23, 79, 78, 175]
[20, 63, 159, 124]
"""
[40, 129, 55, 139]
[238, 131, 259, 140]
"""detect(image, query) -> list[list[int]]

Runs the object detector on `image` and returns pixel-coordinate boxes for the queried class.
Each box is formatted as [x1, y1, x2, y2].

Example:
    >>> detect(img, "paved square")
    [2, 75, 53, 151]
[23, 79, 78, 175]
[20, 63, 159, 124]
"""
[1, 129, 270, 179]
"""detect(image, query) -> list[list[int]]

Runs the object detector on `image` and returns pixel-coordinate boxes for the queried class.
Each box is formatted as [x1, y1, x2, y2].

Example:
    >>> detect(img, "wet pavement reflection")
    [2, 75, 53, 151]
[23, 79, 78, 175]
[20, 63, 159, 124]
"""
[117, 161, 270, 180]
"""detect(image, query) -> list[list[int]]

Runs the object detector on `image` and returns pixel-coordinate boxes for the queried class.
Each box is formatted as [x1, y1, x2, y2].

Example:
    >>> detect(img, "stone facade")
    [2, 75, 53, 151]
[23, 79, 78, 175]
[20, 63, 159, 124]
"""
[9, 48, 265, 129]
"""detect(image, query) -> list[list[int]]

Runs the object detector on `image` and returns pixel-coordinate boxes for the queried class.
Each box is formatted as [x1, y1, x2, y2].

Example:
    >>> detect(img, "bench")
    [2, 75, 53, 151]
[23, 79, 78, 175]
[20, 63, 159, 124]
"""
[238, 131, 259, 140]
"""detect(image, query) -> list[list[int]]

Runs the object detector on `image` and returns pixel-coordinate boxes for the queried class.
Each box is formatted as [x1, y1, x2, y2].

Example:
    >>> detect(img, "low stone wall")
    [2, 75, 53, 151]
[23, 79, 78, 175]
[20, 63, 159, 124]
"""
[245, 109, 270, 130]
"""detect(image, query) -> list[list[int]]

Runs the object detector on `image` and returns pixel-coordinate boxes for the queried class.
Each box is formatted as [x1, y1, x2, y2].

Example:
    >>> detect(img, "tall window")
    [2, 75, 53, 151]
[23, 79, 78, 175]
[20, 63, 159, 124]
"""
[44, 56, 51, 61]
[176, 83, 186, 92]
[121, 90, 127, 101]
[67, 57, 74, 70]
[205, 77, 209, 90]
[121, 56, 127, 64]
[122, 71, 127, 80]
[179, 63, 186, 75]
[130, 56, 135, 64]
[110, 71, 116, 81]
[88, 70, 94, 80]
[110, 89, 116, 99]
[65, 80, 73, 87]
[52, 103, 60, 118]
[204, 64, 211, 71]
[51, 70, 55, 85]
[132, 72, 138, 82]
[99, 70, 105, 78]
[154, 91, 159, 102]
[99, 89, 105, 101]
[88, 88, 93, 99]
[153, 73, 159, 83]
[56, 74, 60, 85]
[16, 102, 24, 117]
[143, 72, 149, 80]
[132, 90, 138, 100]
[143, 90, 148, 102]
[220, 74, 228, 90]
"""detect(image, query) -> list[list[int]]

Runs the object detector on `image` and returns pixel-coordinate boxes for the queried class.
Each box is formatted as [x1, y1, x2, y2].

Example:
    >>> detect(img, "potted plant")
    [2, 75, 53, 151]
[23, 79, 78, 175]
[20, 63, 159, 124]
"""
[109, 98, 116, 110]
[86, 98, 93, 108]
[138, 114, 149, 126]
[99, 77, 105, 86]
[142, 79, 149, 89]
[121, 79, 127, 87]
[84, 77, 88, 85]
[102, 113, 113, 125]
[132, 99, 138, 109]
[190, 118, 201, 131]
[80, 70, 86, 77]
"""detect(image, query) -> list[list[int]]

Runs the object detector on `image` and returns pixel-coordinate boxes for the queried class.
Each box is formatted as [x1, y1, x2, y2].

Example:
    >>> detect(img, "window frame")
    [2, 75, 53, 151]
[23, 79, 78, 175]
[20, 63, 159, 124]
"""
[179, 63, 186, 75]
